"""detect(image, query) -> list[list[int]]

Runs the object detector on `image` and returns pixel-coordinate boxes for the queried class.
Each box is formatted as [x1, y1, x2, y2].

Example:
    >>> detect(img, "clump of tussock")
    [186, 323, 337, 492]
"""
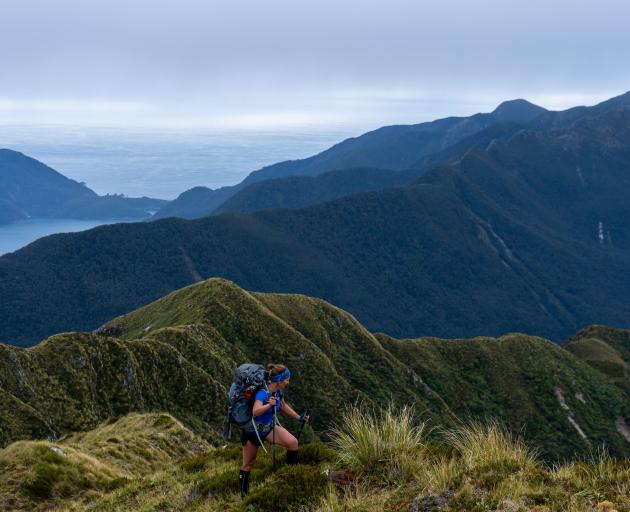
[554, 447, 630, 503]
[444, 420, 538, 472]
[414, 453, 464, 494]
[329, 404, 426, 480]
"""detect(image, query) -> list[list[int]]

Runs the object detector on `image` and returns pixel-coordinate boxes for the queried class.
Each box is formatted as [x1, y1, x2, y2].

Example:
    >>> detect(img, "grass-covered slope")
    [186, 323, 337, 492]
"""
[3, 408, 630, 512]
[2, 278, 629, 461]
[566, 326, 630, 396]
[99, 278, 449, 428]
[0, 329, 226, 447]
[0, 412, 209, 511]
[0, 279, 448, 449]
[379, 333, 630, 459]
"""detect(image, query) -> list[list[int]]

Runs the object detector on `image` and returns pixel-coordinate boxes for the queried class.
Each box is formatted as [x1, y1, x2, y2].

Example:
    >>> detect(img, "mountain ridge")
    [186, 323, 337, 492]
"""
[3, 105, 630, 346]
[0, 149, 166, 225]
[151, 97, 548, 220]
[154, 92, 630, 221]
[2, 277, 629, 461]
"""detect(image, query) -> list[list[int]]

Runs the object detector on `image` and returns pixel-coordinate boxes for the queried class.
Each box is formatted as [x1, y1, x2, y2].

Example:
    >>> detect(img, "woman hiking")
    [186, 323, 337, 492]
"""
[239, 363, 309, 496]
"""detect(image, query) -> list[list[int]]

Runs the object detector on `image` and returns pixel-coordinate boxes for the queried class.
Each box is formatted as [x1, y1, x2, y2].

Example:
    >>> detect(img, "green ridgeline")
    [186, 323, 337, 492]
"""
[566, 325, 630, 396]
[1, 278, 629, 463]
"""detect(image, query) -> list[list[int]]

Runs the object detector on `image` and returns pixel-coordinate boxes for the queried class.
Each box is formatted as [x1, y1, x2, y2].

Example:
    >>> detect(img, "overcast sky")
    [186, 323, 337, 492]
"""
[1, 0, 629, 131]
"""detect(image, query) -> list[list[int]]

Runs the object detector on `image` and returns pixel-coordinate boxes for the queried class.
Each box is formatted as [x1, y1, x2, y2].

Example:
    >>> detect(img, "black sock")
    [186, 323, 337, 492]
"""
[286, 450, 299, 465]
[239, 469, 250, 496]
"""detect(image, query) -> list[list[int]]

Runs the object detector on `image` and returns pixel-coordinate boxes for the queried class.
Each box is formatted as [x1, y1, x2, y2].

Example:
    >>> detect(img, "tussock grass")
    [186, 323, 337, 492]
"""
[0, 441, 124, 511]
[329, 404, 426, 479]
[61, 412, 209, 476]
[414, 454, 463, 494]
[0, 413, 210, 511]
[326, 408, 627, 511]
[553, 447, 630, 507]
[4, 408, 630, 512]
[444, 420, 538, 471]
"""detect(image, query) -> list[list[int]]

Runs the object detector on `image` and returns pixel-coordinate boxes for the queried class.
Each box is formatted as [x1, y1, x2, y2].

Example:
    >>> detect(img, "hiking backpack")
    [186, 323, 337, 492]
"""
[222, 363, 269, 439]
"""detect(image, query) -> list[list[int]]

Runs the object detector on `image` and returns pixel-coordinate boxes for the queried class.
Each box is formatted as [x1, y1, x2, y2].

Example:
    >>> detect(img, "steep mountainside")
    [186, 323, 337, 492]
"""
[1, 278, 628, 460]
[154, 93, 630, 222]
[0, 149, 165, 224]
[380, 332, 630, 457]
[566, 325, 630, 395]
[240, 99, 546, 182]
[2, 106, 630, 346]
[214, 167, 419, 214]
[151, 99, 546, 220]
[0, 279, 449, 447]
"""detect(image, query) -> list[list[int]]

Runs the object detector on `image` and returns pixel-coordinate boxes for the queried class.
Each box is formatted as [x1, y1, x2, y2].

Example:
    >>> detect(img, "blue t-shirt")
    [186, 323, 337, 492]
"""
[253, 388, 283, 427]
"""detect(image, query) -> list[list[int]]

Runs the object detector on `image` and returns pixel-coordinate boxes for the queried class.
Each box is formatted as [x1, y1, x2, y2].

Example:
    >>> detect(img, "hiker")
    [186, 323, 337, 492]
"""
[239, 363, 309, 496]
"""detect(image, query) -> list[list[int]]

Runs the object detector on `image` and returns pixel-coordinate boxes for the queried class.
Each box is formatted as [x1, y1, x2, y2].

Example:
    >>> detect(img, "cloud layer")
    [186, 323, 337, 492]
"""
[2, 0, 629, 129]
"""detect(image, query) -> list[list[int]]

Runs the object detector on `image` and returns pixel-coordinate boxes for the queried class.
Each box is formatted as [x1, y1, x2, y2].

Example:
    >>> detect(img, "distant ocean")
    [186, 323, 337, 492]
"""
[0, 125, 353, 199]
[0, 124, 353, 255]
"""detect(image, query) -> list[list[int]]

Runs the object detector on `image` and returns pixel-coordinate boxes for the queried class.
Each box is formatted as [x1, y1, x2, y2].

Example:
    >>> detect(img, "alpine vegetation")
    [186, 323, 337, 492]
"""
[315, 409, 630, 512]
[329, 404, 427, 479]
[0, 279, 628, 510]
[3, 408, 629, 511]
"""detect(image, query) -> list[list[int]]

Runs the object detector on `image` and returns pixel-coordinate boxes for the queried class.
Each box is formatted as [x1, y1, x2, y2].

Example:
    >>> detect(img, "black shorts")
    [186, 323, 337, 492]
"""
[241, 428, 271, 447]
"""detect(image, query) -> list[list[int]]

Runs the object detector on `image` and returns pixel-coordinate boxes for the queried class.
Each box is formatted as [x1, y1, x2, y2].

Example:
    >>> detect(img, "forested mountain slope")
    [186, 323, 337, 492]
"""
[2, 107, 630, 346]
[152, 99, 546, 220]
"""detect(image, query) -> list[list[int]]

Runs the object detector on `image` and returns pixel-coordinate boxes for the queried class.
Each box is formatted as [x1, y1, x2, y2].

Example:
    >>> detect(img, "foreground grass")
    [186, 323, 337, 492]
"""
[0, 413, 210, 511]
[325, 405, 630, 512]
[2, 409, 630, 511]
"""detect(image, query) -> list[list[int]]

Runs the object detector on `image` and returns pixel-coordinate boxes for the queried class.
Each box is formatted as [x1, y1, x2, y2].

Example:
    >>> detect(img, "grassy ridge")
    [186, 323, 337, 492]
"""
[0, 330, 227, 446]
[0, 413, 209, 511]
[566, 326, 630, 395]
[1, 278, 629, 463]
[380, 333, 630, 459]
[2, 409, 629, 511]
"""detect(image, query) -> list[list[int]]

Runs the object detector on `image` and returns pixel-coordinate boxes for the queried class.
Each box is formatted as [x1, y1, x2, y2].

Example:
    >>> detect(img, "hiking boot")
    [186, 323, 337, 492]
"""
[239, 469, 250, 496]
[286, 450, 299, 465]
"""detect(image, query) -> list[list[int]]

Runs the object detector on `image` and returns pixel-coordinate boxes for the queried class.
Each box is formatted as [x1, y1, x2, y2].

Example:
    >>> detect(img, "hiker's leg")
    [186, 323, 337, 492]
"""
[240, 441, 258, 497]
[267, 425, 299, 463]
[267, 426, 298, 450]
[241, 441, 259, 471]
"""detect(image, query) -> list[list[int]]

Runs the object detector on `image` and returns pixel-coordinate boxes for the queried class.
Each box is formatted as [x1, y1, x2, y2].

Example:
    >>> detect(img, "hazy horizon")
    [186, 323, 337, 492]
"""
[1, 89, 627, 201]
[1, 0, 629, 132]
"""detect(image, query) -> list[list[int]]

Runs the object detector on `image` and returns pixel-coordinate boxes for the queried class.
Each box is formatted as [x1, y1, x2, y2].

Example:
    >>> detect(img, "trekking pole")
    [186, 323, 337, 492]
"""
[296, 408, 311, 442]
[272, 389, 277, 469]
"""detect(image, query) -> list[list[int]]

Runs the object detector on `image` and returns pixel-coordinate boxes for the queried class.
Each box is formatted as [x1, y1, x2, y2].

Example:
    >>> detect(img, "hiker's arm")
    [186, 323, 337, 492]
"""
[281, 400, 301, 421]
[252, 397, 276, 416]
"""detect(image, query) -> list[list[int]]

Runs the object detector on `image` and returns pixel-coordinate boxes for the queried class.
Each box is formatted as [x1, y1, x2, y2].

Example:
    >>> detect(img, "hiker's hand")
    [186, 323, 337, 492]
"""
[267, 396, 277, 408]
[299, 412, 310, 423]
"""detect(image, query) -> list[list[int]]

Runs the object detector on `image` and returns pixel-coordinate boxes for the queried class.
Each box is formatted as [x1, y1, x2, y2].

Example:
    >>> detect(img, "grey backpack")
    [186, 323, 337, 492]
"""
[222, 363, 269, 438]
